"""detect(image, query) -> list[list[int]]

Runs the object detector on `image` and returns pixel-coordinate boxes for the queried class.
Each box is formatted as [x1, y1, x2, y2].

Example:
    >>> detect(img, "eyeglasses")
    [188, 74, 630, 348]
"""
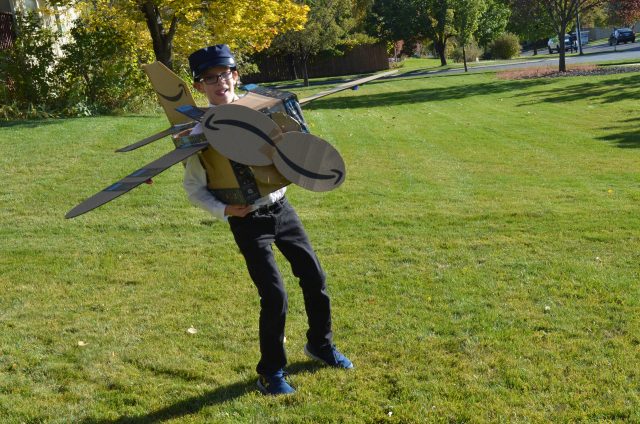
[199, 71, 233, 85]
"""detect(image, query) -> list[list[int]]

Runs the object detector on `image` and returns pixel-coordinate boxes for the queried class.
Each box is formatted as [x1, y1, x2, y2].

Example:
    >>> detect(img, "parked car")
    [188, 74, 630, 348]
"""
[609, 28, 635, 45]
[548, 35, 577, 54]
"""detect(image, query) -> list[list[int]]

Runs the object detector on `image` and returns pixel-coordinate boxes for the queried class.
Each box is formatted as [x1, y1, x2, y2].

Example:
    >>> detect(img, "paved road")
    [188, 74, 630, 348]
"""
[399, 41, 640, 78]
[524, 39, 640, 62]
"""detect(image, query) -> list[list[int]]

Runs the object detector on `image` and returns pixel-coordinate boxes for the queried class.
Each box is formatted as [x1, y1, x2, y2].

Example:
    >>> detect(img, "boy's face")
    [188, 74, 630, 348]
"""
[193, 65, 239, 106]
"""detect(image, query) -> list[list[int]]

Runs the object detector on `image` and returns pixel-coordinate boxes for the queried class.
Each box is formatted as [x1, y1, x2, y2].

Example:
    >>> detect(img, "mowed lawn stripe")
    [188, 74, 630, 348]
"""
[1, 70, 639, 422]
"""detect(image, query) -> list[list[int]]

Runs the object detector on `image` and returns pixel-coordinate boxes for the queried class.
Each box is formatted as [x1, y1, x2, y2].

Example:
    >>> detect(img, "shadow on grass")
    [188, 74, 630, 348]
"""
[595, 116, 640, 148]
[285, 359, 324, 375]
[518, 73, 640, 106]
[1, 115, 160, 130]
[514, 73, 640, 149]
[82, 378, 255, 424]
[598, 128, 640, 148]
[0, 119, 63, 129]
[307, 78, 543, 110]
[82, 360, 323, 424]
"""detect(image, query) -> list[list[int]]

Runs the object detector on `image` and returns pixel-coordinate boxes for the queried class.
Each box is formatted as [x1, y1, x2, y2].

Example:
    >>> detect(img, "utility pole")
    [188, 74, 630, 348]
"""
[576, 9, 584, 55]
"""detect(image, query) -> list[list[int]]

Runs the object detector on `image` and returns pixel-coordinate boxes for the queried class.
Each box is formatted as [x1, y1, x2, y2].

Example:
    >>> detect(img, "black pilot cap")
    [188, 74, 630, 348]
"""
[189, 44, 236, 79]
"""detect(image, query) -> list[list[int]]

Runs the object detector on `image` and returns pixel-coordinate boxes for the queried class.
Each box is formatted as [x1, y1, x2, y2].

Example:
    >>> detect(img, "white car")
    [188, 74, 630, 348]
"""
[548, 35, 577, 54]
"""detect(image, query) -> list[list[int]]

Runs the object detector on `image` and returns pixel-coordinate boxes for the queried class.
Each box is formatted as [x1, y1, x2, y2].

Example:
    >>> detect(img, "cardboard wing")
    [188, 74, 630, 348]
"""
[115, 121, 196, 152]
[298, 70, 398, 105]
[66, 142, 209, 218]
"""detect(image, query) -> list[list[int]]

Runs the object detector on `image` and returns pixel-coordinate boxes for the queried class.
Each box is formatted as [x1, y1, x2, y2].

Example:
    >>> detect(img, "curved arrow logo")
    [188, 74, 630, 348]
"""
[157, 84, 186, 102]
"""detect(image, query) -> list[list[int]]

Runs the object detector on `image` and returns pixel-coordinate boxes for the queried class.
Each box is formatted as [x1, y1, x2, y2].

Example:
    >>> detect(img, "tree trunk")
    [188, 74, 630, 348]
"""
[302, 58, 310, 87]
[434, 40, 447, 66]
[463, 45, 468, 72]
[287, 54, 298, 80]
[140, 0, 177, 70]
[558, 26, 567, 72]
[533, 46, 538, 56]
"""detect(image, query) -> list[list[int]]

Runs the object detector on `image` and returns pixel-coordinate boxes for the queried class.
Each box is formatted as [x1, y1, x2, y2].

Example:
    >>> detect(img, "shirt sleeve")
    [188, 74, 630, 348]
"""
[183, 152, 228, 221]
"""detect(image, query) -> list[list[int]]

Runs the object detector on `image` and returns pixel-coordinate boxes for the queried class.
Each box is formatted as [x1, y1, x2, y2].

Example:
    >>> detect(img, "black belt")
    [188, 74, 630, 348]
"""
[251, 196, 286, 215]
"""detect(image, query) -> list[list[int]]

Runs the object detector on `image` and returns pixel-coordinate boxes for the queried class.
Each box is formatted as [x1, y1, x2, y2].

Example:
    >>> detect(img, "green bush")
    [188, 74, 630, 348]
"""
[424, 39, 456, 61]
[490, 32, 521, 60]
[450, 40, 483, 63]
[0, 13, 154, 119]
[0, 12, 60, 114]
[58, 19, 154, 115]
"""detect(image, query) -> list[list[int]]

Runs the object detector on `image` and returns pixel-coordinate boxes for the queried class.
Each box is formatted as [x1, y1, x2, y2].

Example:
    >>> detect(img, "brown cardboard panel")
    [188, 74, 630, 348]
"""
[270, 112, 302, 132]
[272, 132, 346, 192]
[201, 104, 283, 166]
[251, 165, 289, 185]
[199, 147, 288, 204]
[143, 61, 197, 125]
[235, 91, 284, 111]
[199, 147, 241, 190]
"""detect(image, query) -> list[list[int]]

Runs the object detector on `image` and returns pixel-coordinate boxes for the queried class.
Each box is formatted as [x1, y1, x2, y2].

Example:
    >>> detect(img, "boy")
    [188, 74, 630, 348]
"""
[183, 45, 352, 396]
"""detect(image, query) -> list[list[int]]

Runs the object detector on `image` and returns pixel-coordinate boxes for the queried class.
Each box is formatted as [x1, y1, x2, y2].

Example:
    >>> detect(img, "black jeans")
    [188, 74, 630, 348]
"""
[228, 197, 333, 375]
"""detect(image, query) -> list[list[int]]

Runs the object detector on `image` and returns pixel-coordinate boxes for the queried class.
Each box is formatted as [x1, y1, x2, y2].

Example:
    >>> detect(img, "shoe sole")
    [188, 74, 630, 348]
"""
[304, 344, 354, 369]
[256, 379, 269, 395]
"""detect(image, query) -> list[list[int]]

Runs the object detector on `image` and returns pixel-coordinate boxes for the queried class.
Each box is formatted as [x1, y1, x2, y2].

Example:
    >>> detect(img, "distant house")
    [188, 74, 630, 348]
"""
[0, 0, 77, 51]
[0, 1, 15, 49]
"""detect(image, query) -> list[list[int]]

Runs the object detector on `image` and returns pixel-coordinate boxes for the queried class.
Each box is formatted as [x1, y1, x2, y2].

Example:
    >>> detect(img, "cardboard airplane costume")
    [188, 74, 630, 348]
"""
[65, 61, 396, 219]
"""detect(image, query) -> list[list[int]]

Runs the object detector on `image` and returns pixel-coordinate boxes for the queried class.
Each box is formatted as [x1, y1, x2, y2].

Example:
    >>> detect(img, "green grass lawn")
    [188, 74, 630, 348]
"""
[1, 69, 640, 423]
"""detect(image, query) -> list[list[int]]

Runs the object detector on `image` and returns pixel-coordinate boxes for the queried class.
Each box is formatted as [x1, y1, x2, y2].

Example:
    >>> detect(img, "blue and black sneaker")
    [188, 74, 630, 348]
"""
[257, 369, 295, 396]
[304, 343, 354, 369]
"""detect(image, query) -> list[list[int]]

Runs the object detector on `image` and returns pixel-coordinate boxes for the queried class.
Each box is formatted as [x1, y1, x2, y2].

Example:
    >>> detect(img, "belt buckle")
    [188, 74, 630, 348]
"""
[253, 203, 270, 215]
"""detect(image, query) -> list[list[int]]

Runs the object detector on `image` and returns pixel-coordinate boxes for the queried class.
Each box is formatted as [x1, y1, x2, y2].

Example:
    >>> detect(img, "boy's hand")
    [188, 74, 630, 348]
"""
[225, 205, 253, 218]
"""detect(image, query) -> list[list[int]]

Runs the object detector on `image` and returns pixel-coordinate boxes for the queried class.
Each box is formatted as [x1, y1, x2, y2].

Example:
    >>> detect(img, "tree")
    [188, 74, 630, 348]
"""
[54, 0, 309, 70]
[374, 0, 504, 66]
[370, 0, 455, 66]
[540, 0, 606, 72]
[508, 0, 554, 55]
[370, 0, 419, 44]
[418, 0, 456, 66]
[452, 0, 486, 71]
[608, 0, 640, 26]
[269, 0, 371, 86]
[351, 0, 377, 30]
[474, 0, 511, 49]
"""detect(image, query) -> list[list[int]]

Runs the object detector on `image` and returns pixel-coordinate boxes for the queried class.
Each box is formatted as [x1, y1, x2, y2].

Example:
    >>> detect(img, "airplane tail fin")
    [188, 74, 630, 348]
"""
[143, 61, 197, 125]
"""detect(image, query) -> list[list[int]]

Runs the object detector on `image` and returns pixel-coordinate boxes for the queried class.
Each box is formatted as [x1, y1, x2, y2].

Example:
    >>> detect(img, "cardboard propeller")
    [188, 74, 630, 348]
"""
[200, 104, 345, 192]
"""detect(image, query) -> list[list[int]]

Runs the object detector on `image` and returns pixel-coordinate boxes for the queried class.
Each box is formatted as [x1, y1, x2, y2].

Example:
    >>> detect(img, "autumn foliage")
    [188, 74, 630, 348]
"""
[608, 0, 640, 25]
